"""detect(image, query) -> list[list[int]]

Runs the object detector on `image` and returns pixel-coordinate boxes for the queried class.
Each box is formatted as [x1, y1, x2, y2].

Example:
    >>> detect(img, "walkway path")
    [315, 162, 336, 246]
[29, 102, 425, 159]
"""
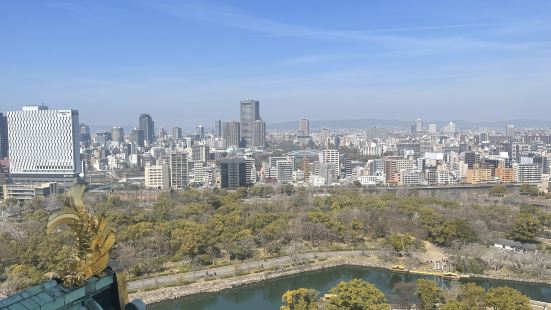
[128, 250, 372, 290]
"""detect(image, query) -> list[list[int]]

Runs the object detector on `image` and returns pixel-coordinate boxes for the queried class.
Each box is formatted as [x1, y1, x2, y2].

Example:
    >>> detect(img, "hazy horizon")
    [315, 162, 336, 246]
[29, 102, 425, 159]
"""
[2, 1, 551, 127]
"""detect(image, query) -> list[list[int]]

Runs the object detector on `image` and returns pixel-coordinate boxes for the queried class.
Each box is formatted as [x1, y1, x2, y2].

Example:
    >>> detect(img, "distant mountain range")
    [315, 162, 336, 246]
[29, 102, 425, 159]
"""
[268, 118, 551, 130]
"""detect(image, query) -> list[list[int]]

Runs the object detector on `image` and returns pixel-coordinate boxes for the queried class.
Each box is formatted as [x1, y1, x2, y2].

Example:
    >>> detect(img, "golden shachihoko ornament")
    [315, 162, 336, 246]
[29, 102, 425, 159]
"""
[47, 186, 116, 287]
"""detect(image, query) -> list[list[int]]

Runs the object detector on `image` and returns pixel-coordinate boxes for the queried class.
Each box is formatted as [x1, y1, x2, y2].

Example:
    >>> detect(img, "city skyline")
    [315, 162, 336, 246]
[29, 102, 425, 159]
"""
[2, 1, 551, 125]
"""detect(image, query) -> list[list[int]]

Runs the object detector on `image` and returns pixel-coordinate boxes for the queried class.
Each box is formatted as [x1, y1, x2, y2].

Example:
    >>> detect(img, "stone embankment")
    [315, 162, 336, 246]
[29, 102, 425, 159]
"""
[130, 256, 551, 307]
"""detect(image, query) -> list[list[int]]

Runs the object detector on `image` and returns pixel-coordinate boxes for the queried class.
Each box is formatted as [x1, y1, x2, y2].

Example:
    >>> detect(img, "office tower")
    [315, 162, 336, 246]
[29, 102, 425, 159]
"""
[172, 127, 182, 139]
[7, 105, 81, 187]
[196, 125, 205, 140]
[251, 120, 266, 148]
[158, 127, 167, 141]
[131, 128, 145, 147]
[298, 118, 310, 136]
[192, 145, 210, 163]
[444, 121, 456, 134]
[0, 113, 8, 159]
[139, 113, 154, 146]
[79, 123, 91, 144]
[214, 120, 222, 138]
[428, 123, 437, 134]
[506, 124, 515, 138]
[464, 151, 480, 169]
[320, 128, 331, 144]
[240, 99, 261, 147]
[111, 126, 124, 143]
[415, 118, 423, 132]
[220, 157, 248, 189]
[319, 149, 340, 169]
[222, 121, 240, 148]
[170, 152, 188, 190]
[276, 160, 293, 184]
[94, 131, 112, 146]
[144, 164, 170, 190]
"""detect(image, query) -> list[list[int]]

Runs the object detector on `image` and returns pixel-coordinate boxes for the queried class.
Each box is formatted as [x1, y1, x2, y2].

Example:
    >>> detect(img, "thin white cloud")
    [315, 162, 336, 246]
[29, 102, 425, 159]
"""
[146, 1, 551, 53]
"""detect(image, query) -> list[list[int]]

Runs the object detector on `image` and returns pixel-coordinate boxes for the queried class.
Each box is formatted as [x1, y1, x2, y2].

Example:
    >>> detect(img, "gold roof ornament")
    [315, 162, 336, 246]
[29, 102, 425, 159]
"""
[47, 186, 116, 287]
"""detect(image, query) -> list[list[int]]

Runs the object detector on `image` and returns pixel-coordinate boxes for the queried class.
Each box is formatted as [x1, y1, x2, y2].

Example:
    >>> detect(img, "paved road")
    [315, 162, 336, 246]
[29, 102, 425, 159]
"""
[128, 250, 373, 290]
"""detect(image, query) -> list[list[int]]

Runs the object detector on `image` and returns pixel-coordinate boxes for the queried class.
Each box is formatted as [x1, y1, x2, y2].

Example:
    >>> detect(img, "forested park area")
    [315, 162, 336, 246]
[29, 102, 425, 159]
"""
[1, 185, 551, 295]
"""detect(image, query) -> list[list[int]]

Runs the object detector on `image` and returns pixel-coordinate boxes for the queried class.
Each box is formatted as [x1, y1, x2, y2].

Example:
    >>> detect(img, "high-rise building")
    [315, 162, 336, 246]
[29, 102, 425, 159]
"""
[220, 157, 248, 189]
[298, 118, 310, 137]
[428, 123, 437, 134]
[240, 99, 261, 147]
[516, 163, 542, 183]
[172, 127, 182, 139]
[139, 113, 154, 146]
[276, 160, 294, 184]
[196, 125, 205, 140]
[0, 113, 8, 159]
[319, 149, 340, 169]
[79, 123, 91, 145]
[251, 120, 266, 148]
[415, 118, 423, 132]
[170, 152, 188, 190]
[7, 105, 81, 187]
[130, 128, 145, 147]
[192, 145, 210, 163]
[506, 124, 515, 138]
[214, 120, 222, 138]
[111, 126, 124, 143]
[444, 122, 456, 135]
[223, 121, 240, 148]
[144, 164, 170, 190]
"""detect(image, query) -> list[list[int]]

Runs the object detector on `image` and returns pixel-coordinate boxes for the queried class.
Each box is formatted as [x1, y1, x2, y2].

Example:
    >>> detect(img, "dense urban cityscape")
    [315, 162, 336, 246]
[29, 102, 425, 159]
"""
[0, 101, 550, 200]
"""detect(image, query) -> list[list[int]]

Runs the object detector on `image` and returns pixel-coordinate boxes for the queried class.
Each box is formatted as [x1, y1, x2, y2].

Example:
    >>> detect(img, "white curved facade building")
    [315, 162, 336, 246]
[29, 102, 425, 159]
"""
[7, 105, 81, 187]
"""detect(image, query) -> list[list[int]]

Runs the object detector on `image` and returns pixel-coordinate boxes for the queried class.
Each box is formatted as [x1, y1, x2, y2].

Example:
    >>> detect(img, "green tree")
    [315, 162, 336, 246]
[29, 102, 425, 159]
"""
[508, 212, 542, 243]
[236, 187, 248, 199]
[519, 184, 539, 196]
[0, 264, 44, 295]
[416, 279, 444, 310]
[490, 184, 507, 197]
[280, 288, 319, 310]
[328, 278, 390, 310]
[384, 233, 419, 256]
[440, 301, 469, 310]
[485, 287, 531, 310]
[457, 283, 485, 308]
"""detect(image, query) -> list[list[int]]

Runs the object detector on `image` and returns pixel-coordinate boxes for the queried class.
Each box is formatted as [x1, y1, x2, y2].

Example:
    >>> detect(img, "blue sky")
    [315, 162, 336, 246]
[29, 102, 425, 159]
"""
[1, 1, 551, 129]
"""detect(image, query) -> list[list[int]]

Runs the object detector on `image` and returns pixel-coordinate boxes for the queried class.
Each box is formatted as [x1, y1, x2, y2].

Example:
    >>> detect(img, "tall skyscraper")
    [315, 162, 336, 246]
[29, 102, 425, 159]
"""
[196, 125, 205, 140]
[79, 123, 91, 145]
[506, 124, 515, 138]
[428, 123, 437, 134]
[415, 118, 423, 132]
[139, 113, 154, 146]
[172, 127, 182, 139]
[240, 99, 260, 147]
[111, 126, 124, 143]
[170, 152, 188, 190]
[0, 113, 8, 159]
[223, 121, 240, 148]
[131, 128, 145, 147]
[298, 118, 310, 136]
[7, 105, 81, 187]
[214, 120, 222, 138]
[251, 120, 266, 148]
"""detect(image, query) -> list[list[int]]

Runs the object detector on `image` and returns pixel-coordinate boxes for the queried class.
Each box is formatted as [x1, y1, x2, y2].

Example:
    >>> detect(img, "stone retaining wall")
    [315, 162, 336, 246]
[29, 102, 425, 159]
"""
[130, 256, 551, 306]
